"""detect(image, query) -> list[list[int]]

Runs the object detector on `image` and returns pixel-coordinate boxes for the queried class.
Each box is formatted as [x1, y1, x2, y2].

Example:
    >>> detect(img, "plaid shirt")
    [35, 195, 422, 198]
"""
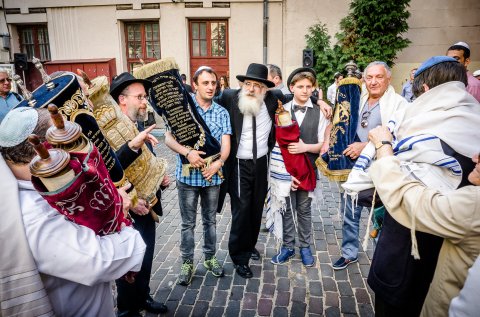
[175, 98, 232, 187]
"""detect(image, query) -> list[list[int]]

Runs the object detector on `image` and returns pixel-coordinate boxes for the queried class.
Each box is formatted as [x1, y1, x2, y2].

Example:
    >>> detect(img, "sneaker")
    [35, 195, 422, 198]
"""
[300, 247, 315, 267]
[271, 247, 295, 265]
[203, 256, 224, 277]
[332, 256, 358, 270]
[177, 260, 194, 285]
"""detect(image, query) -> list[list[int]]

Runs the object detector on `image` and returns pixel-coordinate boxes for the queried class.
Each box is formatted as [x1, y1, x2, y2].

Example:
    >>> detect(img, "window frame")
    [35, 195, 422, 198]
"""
[125, 21, 161, 72]
[17, 24, 51, 61]
[188, 20, 229, 60]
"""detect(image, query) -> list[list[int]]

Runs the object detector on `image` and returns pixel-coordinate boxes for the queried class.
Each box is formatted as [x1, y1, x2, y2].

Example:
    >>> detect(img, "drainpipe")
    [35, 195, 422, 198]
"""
[263, 0, 268, 64]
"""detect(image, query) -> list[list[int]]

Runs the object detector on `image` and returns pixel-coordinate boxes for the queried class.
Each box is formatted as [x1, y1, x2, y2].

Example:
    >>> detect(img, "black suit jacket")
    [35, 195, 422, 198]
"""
[214, 88, 285, 212]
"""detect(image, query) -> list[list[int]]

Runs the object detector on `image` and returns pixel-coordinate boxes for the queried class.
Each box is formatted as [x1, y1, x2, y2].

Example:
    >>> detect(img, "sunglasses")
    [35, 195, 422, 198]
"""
[0, 77, 12, 84]
[361, 110, 371, 128]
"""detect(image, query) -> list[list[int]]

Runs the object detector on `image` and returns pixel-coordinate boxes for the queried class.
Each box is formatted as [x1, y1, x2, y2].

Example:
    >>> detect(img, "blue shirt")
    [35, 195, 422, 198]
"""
[175, 98, 232, 187]
[0, 92, 23, 123]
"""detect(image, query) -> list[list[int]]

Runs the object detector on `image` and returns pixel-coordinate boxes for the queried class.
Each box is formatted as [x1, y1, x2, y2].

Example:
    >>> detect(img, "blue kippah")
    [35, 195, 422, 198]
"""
[414, 56, 458, 78]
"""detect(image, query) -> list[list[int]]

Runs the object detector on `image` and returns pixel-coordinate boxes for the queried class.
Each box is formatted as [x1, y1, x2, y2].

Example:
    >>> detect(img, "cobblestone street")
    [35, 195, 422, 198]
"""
[147, 137, 375, 317]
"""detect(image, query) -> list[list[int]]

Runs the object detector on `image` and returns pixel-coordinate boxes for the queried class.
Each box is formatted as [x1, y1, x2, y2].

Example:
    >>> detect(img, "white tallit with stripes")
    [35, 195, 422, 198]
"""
[265, 143, 292, 241]
[0, 156, 54, 317]
[343, 80, 480, 200]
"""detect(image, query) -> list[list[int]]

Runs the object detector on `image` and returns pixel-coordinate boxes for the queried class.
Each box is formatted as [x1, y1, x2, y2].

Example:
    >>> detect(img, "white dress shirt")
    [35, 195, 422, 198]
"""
[327, 82, 337, 105]
[284, 99, 329, 142]
[237, 102, 271, 159]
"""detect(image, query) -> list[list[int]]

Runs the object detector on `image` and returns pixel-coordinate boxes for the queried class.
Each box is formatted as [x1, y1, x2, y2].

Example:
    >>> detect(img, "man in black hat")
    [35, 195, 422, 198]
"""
[110, 72, 169, 316]
[215, 63, 286, 278]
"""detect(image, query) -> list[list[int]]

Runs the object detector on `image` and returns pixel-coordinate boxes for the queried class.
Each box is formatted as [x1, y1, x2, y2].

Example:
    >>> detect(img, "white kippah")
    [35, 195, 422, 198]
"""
[473, 70, 480, 77]
[0, 108, 38, 147]
[453, 41, 470, 50]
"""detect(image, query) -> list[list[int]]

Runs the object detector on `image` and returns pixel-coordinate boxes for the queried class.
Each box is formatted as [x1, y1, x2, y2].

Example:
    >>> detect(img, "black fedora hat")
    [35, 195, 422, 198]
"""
[286, 67, 317, 92]
[109, 72, 153, 102]
[236, 63, 275, 88]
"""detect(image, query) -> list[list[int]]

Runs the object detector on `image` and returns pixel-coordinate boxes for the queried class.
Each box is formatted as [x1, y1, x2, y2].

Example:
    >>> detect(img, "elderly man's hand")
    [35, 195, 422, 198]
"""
[128, 124, 158, 151]
[131, 199, 150, 216]
[318, 100, 333, 119]
[368, 126, 393, 145]
[343, 142, 367, 159]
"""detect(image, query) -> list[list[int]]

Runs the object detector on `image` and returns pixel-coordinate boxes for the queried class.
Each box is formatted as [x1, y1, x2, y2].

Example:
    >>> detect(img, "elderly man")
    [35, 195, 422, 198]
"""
[267, 64, 290, 95]
[165, 66, 231, 286]
[332, 61, 406, 270]
[366, 56, 480, 317]
[0, 108, 146, 317]
[216, 63, 286, 278]
[109, 72, 169, 316]
[446, 41, 480, 102]
[0, 68, 23, 122]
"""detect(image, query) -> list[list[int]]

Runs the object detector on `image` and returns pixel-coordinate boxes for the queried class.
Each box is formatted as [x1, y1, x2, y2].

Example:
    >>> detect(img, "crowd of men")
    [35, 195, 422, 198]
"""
[0, 40, 479, 317]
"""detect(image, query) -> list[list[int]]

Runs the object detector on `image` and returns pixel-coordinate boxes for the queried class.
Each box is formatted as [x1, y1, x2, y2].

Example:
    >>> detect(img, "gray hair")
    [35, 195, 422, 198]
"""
[364, 61, 391, 78]
[0, 67, 11, 76]
[267, 64, 282, 79]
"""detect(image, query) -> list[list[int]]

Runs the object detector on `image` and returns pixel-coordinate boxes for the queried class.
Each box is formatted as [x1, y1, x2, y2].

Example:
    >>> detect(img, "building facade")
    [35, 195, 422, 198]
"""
[0, 0, 478, 91]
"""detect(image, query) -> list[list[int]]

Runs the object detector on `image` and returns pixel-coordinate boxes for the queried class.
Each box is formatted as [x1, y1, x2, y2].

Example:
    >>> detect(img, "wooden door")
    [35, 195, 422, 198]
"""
[189, 20, 229, 85]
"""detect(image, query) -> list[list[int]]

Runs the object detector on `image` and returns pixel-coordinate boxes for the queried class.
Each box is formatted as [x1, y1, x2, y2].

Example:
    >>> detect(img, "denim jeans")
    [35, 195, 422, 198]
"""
[177, 181, 220, 261]
[340, 194, 365, 260]
[283, 189, 312, 249]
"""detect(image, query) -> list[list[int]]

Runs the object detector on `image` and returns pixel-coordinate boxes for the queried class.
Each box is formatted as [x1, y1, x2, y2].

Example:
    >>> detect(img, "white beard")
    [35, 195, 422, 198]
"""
[238, 88, 265, 116]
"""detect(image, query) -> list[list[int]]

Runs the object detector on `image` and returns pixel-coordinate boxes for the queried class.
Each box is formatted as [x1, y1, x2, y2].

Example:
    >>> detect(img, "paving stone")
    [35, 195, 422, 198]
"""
[207, 306, 225, 317]
[318, 252, 331, 264]
[292, 287, 307, 302]
[243, 292, 258, 310]
[325, 306, 341, 317]
[276, 265, 289, 277]
[358, 303, 375, 317]
[212, 290, 229, 307]
[325, 291, 339, 307]
[320, 263, 334, 277]
[257, 298, 273, 316]
[263, 270, 275, 284]
[291, 301, 307, 316]
[181, 289, 199, 305]
[245, 278, 260, 293]
[275, 291, 290, 307]
[229, 285, 244, 300]
[241, 309, 257, 317]
[309, 296, 323, 314]
[309, 281, 323, 297]
[273, 306, 289, 317]
[225, 300, 240, 317]
[334, 268, 348, 281]
[168, 285, 186, 301]
[191, 300, 209, 316]
[218, 275, 233, 290]
[338, 281, 354, 296]
[322, 277, 338, 292]
[355, 288, 370, 304]
[232, 273, 247, 286]
[277, 277, 290, 292]
[198, 285, 215, 301]
[261, 284, 275, 299]
[164, 300, 179, 317]
[307, 267, 320, 280]
[175, 304, 193, 316]
[340, 296, 357, 314]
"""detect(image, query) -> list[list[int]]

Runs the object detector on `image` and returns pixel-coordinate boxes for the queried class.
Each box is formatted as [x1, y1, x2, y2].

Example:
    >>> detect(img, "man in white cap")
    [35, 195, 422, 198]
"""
[0, 107, 146, 317]
[447, 41, 480, 102]
[473, 69, 480, 80]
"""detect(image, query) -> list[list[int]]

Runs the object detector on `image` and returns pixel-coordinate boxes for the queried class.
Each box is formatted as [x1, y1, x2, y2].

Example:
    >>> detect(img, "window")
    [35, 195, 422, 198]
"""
[125, 22, 160, 72]
[190, 21, 227, 58]
[18, 25, 51, 61]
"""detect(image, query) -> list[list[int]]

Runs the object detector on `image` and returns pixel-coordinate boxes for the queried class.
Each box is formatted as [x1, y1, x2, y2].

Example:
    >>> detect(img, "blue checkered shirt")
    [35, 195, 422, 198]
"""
[175, 99, 232, 187]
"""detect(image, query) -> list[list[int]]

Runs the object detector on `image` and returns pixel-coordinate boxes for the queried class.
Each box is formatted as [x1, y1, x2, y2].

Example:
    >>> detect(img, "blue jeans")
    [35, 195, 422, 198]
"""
[177, 181, 220, 261]
[340, 194, 365, 260]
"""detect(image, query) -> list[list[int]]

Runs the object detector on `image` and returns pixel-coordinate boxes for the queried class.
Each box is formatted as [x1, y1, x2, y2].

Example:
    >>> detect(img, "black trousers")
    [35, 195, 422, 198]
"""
[116, 212, 156, 312]
[228, 155, 268, 265]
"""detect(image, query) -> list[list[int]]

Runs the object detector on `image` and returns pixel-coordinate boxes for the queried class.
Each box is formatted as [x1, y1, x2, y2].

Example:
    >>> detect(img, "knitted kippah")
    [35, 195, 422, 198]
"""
[0, 108, 38, 147]
[414, 56, 458, 78]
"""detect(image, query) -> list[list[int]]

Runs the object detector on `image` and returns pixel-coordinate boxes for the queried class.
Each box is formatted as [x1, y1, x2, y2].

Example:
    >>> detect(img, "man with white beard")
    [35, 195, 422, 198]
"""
[216, 63, 283, 278]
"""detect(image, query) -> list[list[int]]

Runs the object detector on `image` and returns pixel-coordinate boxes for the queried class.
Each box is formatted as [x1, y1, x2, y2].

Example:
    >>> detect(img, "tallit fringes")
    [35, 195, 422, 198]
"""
[362, 189, 377, 252]
[410, 196, 421, 260]
[133, 57, 179, 79]
[181, 164, 191, 177]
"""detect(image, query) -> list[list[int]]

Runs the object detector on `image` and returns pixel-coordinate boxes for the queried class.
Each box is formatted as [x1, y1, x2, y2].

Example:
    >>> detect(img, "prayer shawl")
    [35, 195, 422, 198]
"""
[0, 156, 54, 317]
[343, 81, 480, 256]
[317, 77, 362, 181]
[31, 144, 130, 235]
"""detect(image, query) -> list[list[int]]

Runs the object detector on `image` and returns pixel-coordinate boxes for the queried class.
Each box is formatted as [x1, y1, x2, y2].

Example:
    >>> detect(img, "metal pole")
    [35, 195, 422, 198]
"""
[263, 0, 269, 64]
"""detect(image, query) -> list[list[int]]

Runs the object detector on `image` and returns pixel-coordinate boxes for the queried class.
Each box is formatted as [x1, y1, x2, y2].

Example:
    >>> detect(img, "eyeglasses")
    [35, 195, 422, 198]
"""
[244, 81, 265, 90]
[122, 94, 148, 101]
[0, 78, 12, 84]
[361, 110, 371, 128]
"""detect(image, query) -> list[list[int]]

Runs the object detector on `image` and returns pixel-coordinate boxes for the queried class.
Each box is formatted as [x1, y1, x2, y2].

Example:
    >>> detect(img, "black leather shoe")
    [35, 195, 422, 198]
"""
[235, 264, 253, 278]
[251, 248, 261, 261]
[142, 298, 168, 314]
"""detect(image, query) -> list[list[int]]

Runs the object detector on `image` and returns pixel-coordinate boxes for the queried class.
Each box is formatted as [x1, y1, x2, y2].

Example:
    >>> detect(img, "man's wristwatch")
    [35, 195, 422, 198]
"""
[375, 140, 392, 150]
